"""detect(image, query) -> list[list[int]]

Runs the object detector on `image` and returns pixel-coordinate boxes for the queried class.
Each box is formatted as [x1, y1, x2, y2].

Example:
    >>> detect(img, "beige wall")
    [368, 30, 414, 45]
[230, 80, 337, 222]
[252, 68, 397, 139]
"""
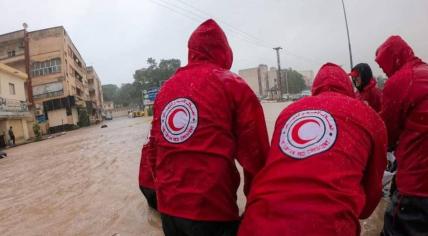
[238, 68, 259, 96]
[0, 70, 26, 101]
[72, 108, 78, 125]
[0, 119, 27, 144]
[47, 109, 67, 127]
[47, 107, 77, 127]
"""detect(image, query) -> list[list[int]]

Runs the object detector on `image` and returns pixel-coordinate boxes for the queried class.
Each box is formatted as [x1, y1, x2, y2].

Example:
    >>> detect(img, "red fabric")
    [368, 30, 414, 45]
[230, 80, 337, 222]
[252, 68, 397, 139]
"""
[377, 35, 428, 197]
[349, 70, 359, 78]
[139, 138, 155, 189]
[238, 63, 387, 236]
[144, 19, 270, 221]
[356, 79, 382, 112]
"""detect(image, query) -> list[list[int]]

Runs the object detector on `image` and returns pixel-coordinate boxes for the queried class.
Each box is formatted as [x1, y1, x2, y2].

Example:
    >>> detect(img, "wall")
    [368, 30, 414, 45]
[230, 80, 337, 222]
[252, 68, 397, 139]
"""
[47, 109, 67, 127]
[72, 108, 78, 125]
[238, 68, 260, 96]
[9, 119, 24, 140]
[0, 70, 26, 101]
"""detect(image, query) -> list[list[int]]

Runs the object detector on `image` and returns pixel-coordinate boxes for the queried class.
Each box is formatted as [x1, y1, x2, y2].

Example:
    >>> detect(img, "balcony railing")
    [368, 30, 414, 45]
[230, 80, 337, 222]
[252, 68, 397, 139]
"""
[0, 97, 29, 113]
[33, 90, 64, 100]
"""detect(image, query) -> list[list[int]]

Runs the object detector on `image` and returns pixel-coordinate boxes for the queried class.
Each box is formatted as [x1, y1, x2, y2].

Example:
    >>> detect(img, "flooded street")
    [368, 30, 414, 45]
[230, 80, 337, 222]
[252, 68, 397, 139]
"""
[0, 102, 384, 236]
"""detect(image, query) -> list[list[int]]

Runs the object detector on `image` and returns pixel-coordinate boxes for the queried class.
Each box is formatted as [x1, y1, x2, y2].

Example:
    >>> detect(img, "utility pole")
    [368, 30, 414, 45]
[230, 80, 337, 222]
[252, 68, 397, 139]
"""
[341, 0, 353, 70]
[23, 23, 33, 107]
[273, 47, 287, 100]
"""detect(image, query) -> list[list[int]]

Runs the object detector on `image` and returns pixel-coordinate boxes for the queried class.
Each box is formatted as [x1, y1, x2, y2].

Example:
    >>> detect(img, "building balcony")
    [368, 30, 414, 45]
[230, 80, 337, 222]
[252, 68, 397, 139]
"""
[33, 90, 64, 100]
[0, 97, 32, 118]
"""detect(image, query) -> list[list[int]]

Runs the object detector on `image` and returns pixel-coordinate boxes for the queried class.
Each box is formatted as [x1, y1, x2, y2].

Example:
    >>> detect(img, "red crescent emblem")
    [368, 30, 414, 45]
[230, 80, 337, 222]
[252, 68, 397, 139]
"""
[167, 108, 186, 132]
[291, 119, 319, 145]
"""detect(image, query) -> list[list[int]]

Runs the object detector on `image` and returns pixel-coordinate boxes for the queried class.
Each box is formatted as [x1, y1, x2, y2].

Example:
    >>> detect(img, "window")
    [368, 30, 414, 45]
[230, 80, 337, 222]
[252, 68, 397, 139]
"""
[31, 58, 61, 77]
[9, 83, 15, 95]
[7, 50, 16, 57]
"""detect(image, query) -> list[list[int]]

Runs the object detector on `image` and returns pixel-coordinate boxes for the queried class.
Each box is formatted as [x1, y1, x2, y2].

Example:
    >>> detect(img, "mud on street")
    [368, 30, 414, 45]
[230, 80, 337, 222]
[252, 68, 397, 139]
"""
[0, 102, 385, 236]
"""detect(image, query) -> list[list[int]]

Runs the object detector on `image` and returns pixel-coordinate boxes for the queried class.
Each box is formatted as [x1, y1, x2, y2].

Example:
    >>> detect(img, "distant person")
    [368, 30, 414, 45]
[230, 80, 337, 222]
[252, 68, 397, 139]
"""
[238, 63, 387, 236]
[8, 126, 15, 146]
[375, 35, 428, 236]
[142, 19, 270, 236]
[349, 63, 382, 112]
[139, 139, 157, 210]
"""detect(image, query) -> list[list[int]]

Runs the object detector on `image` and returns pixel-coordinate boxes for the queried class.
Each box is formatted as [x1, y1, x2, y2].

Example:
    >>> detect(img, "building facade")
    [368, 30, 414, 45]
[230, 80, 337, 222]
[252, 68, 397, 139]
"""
[86, 66, 103, 123]
[0, 63, 33, 146]
[0, 26, 103, 133]
[239, 64, 279, 100]
[103, 101, 114, 111]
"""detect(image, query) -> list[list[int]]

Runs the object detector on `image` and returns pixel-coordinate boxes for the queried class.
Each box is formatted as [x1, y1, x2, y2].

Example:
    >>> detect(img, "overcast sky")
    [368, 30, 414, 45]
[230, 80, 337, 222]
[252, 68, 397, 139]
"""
[1, 0, 428, 85]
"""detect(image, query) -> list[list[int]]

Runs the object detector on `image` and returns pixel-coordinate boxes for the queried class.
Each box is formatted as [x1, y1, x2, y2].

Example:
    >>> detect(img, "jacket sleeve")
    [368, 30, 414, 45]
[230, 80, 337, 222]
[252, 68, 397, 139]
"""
[227, 76, 270, 196]
[146, 103, 160, 179]
[139, 146, 147, 186]
[371, 88, 383, 113]
[360, 118, 387, 219]
[380, 72, 411, 150]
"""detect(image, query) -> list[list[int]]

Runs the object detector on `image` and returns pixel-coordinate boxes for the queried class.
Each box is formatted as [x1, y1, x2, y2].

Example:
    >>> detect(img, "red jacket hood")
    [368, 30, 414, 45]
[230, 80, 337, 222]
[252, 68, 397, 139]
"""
[187, 19, 233, 69]
[375, 35, 416, 77]
[312, 63, 355, 98]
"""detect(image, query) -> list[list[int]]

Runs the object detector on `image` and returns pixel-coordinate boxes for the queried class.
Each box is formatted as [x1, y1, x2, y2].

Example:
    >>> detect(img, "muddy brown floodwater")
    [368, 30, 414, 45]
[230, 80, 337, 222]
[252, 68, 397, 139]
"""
[0, 102, 385, 236]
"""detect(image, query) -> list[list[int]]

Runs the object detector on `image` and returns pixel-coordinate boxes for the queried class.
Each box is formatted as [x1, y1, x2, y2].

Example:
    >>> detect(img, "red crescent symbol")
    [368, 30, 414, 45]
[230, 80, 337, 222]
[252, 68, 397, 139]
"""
[291, 119, 320, 145]
[168, 108, 186, 132]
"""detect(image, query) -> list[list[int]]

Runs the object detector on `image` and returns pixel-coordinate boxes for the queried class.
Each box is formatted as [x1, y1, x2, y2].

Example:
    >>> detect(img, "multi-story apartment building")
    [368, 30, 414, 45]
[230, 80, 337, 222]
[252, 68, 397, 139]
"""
[0, 63, 33, 146]
[239, 64, 279, 99]
[86, 66, 103, 123]
[0, 26, 100, 133]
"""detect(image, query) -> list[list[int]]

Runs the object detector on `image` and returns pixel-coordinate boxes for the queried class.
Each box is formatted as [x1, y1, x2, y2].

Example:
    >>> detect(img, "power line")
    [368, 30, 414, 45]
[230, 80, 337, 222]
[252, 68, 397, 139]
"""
[174, 0, 268, 45]
[148, 0, 322, 67]
[150, 0, 272, 49]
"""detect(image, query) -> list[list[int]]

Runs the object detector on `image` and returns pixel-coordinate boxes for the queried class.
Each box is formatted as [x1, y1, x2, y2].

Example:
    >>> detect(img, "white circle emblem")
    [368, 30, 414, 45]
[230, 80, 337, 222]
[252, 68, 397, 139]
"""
[161, 98, 198, 143]
[279, 110, 337, 159]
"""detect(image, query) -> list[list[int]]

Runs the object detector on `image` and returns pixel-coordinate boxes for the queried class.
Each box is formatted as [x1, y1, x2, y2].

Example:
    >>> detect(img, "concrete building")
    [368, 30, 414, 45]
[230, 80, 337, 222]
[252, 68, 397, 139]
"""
[298, 70, 315, 88]
[103, 101, 114, 111]
[86, 66, 103, 123]
[238, 64, 278, 99]
[0, 63, 33, 146]
[0, 26, 94, 133]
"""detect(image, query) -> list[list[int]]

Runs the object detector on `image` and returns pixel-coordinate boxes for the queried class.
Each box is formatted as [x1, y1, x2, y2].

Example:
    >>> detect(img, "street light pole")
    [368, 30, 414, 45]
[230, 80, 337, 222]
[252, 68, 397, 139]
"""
[341, 0, 353, 70]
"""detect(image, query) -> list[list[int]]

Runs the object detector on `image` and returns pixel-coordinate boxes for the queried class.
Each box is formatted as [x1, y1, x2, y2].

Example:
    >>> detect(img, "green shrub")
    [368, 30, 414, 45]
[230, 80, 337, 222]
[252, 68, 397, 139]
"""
[33, 123, 42, 141]
[147, 106, 153, 116]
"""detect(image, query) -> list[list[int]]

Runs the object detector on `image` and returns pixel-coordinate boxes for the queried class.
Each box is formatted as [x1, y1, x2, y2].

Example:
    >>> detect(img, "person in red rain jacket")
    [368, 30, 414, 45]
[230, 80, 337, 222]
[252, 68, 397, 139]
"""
[349, 63, 382, 112]
[238, 63, 387, 236]
[375, 35, 428, 236]
[139, 135, 157, 210]
[144, 19, 270, 236]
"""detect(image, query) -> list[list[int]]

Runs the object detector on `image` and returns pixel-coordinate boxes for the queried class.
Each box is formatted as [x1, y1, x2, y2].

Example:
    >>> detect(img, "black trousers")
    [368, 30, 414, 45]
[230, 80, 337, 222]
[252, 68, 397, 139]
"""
[140, 186, 157, 210]
[161, 214, 239, 236]
[383, 191, 428, 236]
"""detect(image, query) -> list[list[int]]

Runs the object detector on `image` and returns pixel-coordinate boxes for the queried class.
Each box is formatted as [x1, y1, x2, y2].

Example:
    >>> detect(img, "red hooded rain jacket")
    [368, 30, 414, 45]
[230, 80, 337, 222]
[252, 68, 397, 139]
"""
[238, 63, 387, 236]
[143, 19, 270, 221]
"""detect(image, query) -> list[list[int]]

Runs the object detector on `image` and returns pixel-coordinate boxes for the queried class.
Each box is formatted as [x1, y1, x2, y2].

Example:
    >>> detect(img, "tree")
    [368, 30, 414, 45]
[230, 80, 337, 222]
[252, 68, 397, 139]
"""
[115, 83, 141, 107]
[100, 58, 181, 107]
[102, 84, 119, 102]
[134, 58, 181, 91]
[281, 69, 307, 94]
